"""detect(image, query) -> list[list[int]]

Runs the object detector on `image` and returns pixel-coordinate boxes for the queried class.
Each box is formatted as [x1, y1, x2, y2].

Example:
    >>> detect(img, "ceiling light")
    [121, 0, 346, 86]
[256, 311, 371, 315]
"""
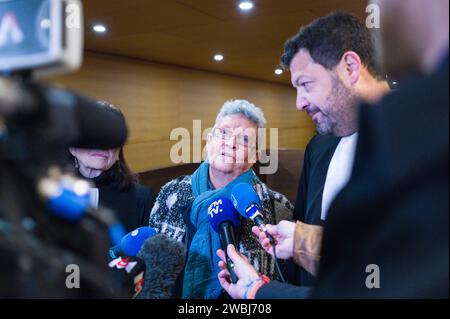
[274, 68, 283, 75]
[239, 1, 254, 11]
[214, 54, 224, 62]
[93, 24, 107, 33]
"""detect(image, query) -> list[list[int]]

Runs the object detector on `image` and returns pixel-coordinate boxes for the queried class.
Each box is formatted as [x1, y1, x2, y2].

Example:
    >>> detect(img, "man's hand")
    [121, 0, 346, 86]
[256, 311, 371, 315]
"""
[216, 244, 260, 299]
[252, 220, 296, 260]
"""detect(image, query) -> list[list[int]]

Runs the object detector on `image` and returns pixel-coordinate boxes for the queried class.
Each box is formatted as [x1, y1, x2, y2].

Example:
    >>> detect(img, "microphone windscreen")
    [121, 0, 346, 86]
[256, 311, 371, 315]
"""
[137, 233, 186, 299]
[121, 226, 157, 257]
[230, 183, 262, 218]
[208, 197, 240, 233]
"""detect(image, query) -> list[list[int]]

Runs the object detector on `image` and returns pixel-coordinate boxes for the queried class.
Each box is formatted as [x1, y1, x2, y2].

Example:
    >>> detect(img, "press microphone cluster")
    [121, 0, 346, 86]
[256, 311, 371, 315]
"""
[107, 227, 186, 298]
[108, 255, 146, 299]
[208, 197, 240, 284]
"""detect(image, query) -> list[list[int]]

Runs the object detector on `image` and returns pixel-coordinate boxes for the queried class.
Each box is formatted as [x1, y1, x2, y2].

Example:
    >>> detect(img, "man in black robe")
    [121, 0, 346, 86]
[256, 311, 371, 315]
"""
[284, 11, 390, 287]
[216, 0, 449, 299]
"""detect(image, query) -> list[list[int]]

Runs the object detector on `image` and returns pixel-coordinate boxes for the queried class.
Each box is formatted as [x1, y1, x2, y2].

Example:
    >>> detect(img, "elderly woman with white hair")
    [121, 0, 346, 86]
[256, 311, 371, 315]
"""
[149, 99, 293, 299]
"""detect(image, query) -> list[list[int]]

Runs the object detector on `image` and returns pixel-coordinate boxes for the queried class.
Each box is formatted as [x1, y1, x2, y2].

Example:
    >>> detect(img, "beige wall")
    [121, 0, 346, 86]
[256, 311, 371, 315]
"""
[48, 52, 316, 172]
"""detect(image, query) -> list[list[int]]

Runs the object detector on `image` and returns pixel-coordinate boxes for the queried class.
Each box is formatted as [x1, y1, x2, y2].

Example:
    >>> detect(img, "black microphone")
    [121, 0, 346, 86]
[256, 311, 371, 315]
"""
[107, 255, 146, 298]
[231, 183, 275, 245]
[208, 197, 241, 284]
[137, 233, 186, 299]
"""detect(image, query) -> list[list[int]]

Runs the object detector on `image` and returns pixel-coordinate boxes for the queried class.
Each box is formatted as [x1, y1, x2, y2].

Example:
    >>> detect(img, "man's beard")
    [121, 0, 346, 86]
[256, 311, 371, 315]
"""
[317, 77, 359, 136]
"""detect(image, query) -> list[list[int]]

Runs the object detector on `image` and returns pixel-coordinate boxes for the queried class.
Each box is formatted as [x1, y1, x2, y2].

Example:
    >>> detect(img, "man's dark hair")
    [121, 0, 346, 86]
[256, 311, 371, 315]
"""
[281, 11, 383, 79]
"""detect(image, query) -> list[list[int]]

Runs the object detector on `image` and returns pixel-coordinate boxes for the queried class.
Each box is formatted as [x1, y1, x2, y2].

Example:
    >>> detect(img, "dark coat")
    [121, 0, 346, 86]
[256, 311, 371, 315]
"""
[314, 57, 449, 298]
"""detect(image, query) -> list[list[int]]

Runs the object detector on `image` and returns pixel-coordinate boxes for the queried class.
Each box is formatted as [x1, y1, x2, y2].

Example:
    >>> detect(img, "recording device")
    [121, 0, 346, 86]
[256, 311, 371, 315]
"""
[231, 183, 275, 245]
[208, 197, 240, 284]
[0, 0, 129, 298]
[109, 226, 157, 259]
[0, 0, 83, 77]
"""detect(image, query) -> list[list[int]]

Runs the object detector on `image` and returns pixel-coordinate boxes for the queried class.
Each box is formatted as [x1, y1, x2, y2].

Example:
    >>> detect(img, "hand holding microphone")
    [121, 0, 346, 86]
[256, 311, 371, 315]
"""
[107, 226, 186, 299]
[231, 183, 275, 245]
[216, 244, 267, 299]
[252, 220, 295, 260]
[231, 183, 288, 282]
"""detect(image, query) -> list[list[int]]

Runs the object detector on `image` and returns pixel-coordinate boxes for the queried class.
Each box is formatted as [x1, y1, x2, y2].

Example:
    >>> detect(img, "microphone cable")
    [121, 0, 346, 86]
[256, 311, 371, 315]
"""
[271, 240, 286, 283]
[260, 229, 286, 283]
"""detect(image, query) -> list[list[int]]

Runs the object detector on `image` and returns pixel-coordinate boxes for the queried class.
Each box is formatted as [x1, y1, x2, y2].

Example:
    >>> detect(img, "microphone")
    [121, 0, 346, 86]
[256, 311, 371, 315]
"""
[109, 226, 157, 259]
[108, 255, 146, 298]
[38, 173, 127, 246]
[208, 197, 240, 284]
[137, 233, 186, 299]
[231, 183, 275, 245]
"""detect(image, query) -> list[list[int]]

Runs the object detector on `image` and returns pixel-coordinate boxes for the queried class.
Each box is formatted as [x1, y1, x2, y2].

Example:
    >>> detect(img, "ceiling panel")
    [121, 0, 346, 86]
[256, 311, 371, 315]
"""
[83, 0, 368, 84]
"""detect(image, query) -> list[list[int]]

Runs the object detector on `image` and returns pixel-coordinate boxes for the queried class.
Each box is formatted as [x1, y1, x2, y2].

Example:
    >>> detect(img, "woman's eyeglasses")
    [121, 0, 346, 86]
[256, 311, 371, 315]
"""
[212, 127, 254, 147]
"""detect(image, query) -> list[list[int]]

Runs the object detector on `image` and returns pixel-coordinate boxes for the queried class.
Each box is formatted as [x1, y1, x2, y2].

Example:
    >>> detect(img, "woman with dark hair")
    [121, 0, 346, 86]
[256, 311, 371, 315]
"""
[69, 101, 156, 232]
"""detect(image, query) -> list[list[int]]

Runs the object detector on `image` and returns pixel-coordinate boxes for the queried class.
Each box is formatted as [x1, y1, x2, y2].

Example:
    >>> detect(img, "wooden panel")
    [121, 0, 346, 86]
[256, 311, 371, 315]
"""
[49, 55, 180, 144]
[123, 140, 175, 172]
[48, 52, 316, 172]
[139, 163, 199, 194]
[264, 148, 305, 203]
[278, 127, 316, 149]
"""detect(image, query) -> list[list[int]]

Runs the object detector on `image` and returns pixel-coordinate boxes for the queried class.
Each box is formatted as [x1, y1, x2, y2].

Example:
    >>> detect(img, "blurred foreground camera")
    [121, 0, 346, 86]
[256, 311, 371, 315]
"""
[0, 0, 128, 298]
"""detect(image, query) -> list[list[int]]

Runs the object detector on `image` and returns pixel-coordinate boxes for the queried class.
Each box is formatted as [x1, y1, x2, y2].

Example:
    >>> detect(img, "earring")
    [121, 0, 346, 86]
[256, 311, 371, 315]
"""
[74, 157, 79, 169]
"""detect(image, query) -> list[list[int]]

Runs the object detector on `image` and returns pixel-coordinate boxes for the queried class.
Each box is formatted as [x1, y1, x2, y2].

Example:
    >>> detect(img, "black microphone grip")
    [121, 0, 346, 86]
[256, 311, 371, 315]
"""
[219, 222, 238, 284]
